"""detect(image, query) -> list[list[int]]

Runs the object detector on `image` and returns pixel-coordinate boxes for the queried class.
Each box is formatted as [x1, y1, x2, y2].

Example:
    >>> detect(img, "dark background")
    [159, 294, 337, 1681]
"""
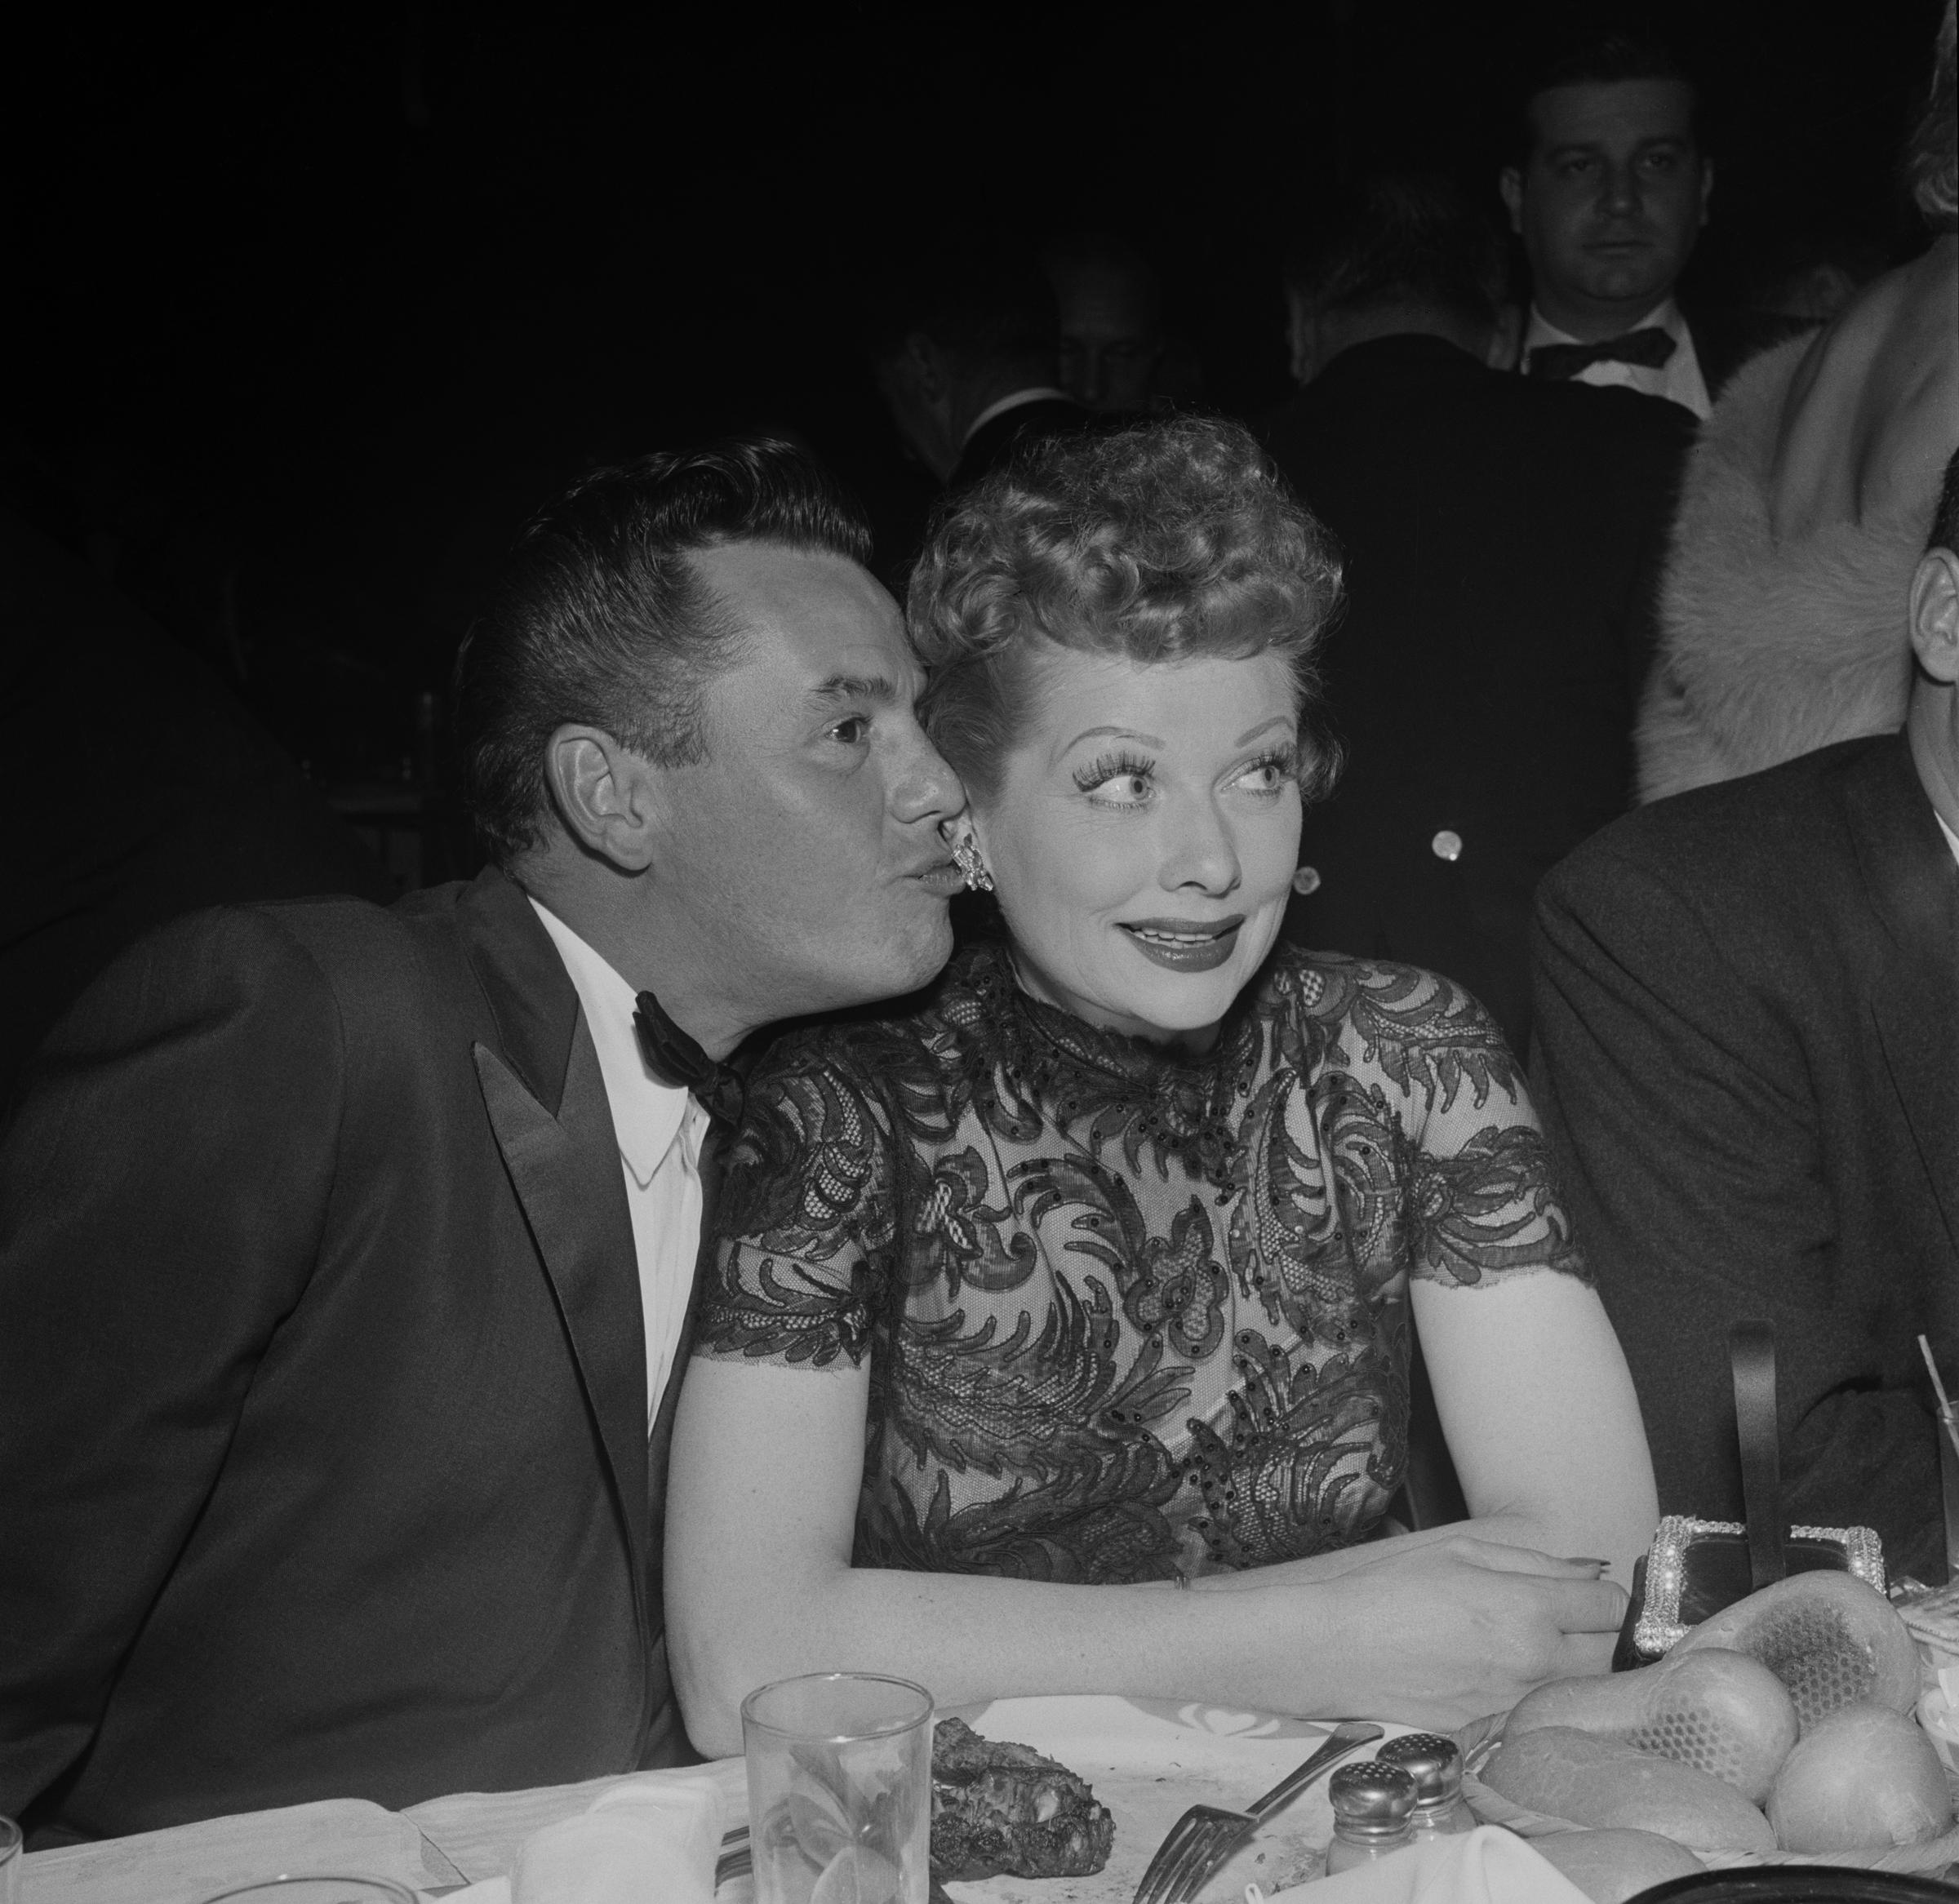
[6, 2, 1943, 785]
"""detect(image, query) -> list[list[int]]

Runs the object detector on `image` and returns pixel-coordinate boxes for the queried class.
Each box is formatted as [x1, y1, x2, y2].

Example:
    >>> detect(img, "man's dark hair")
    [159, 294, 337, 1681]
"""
[1285, 173, 1508, 330]
[454, 437, 872, 867]
[1930, 446, 1959, 555]
[859, 233, 1059, 373]
[1513, 29, 1702, 166]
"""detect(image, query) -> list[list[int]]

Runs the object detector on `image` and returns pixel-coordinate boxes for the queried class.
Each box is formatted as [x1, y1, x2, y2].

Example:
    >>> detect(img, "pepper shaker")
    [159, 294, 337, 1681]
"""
[1323, 1760, 1417, 1875]
[1378, 1733, 1473, 1839]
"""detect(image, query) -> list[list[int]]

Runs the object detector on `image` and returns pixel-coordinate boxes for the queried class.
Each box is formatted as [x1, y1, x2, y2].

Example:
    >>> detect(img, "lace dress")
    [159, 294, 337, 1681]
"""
[692, 940, 1586, 1583]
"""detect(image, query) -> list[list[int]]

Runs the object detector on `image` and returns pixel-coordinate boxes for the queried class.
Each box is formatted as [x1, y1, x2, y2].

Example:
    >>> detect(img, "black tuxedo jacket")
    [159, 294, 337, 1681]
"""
[0, 868, 694, 1841]
[1263, 334, 1694, 1057]
[951, 395, 1088, 489]
[1531, 735, 1959, 1581]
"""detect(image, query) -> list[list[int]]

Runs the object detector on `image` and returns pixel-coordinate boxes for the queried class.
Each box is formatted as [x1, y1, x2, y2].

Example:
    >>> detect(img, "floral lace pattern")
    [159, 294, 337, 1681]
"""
[695, 940, 1585, 1583]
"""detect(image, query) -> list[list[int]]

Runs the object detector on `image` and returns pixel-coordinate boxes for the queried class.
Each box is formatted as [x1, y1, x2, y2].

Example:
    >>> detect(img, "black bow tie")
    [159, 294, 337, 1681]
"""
[633, 991, 744, 1127]
[1527, 326, 1678, 380]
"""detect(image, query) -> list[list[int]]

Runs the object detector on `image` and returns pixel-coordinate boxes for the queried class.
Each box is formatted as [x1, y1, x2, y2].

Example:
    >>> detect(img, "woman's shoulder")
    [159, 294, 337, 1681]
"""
[1255, 944, 1520, 1094]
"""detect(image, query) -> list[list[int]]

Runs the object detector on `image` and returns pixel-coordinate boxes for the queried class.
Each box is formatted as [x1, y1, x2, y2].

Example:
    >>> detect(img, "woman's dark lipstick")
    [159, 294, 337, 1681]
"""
[1117, 914, 1245, 972]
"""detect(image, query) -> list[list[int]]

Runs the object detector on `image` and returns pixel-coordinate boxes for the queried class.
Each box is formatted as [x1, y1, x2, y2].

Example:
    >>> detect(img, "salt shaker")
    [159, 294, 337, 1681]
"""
[1378, 1732, 1473, 1839]
[1322, 1760, 1417, 1875]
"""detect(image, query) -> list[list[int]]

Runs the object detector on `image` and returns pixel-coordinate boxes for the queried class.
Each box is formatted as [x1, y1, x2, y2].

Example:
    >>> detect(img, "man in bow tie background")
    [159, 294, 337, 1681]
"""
[1501, 31, 1801, 419]
[0, 438, 966, 1842]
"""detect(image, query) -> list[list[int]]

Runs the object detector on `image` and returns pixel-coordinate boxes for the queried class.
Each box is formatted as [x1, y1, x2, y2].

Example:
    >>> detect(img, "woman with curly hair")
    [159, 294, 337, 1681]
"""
[666, 416, 1655, 1755]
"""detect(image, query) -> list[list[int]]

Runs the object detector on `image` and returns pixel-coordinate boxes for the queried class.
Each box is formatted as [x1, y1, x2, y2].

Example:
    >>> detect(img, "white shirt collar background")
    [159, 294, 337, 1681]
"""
[529, 897, 712, 1422]
[1521, 297, 1711, 420]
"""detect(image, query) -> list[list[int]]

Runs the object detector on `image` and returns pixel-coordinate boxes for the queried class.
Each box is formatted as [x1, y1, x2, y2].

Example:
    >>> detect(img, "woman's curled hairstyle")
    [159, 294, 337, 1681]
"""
[909, 415, 1345, 803]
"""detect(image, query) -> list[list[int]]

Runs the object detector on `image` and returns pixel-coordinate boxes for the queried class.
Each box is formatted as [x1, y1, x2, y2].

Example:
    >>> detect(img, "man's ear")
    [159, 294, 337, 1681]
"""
[1697, 154, 1715, 230]
[1498, 166, 1526, 236]
[543, 725, 662, 872]
[1910, 548, 1959, 685]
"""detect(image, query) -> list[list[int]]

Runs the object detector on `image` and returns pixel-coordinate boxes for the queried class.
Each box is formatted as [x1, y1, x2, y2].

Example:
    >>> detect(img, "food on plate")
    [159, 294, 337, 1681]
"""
[1765, 1702, 1955, 1853]
[1528, 1826, 1705, 1904]
[928, 1715, 1116, 1880]
[1504, 1647, 1797, 1804]
[1479, 1727, 1776, 1853]
[1671, 1571, 1919, 1729]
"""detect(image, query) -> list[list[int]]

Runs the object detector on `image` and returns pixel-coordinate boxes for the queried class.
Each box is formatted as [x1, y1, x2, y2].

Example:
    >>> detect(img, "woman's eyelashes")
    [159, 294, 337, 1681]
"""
[1071, 745, 1300, 809]
[1073, 749, 1157, 806]
[1233, 745, 1301, 797]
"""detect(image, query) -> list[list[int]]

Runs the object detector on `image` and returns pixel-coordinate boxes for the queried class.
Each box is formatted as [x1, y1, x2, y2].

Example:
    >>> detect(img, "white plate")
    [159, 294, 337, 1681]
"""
[943, 1698, 1408, 1904]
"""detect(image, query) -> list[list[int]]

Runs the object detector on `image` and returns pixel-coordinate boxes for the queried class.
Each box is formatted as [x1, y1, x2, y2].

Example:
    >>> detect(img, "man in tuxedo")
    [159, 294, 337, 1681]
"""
[1265, 172, 1693, 1059]
[1501, 33, 1801, 419]
[1530, 448, 1959, 1583]
[867, 236, 1085, 490]
[0, 438, 966, 1840]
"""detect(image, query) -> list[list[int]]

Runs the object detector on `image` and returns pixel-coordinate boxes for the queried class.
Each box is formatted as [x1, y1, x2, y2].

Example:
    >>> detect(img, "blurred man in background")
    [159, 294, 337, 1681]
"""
[1266, 172, 1692, 1059]
[1502, 32, 1798, 418]
[1045, 229, 1166, 415]
[864, 237, 1082, 489]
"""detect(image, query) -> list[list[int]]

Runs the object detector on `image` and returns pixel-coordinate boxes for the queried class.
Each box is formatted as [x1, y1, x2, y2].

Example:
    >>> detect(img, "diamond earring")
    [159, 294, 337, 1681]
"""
[948, 832, 993, 894]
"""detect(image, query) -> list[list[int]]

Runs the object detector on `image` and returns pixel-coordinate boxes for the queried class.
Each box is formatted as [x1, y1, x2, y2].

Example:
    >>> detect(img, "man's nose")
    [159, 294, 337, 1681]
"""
[1599, 160, 1642, 215]
[891, 730, 966, 827]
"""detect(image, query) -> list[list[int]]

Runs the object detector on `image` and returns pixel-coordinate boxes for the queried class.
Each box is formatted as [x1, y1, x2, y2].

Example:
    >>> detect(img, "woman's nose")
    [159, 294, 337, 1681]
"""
[1158, 799, 1242, 894]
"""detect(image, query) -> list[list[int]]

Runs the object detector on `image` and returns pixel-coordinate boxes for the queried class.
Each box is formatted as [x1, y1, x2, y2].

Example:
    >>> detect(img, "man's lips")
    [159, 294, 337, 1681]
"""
[911, 859, 966, 894]
[1117, 914, 1246, 973]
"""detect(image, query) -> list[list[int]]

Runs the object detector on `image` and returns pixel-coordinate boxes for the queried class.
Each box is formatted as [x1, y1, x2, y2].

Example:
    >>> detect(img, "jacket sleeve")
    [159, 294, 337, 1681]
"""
[1529, 848, 1942, 1575]
[0, 906, 344, 1817]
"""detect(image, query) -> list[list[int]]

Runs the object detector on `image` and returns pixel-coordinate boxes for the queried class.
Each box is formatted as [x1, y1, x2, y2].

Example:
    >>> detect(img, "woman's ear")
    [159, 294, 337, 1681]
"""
[542, 725, 663, 872]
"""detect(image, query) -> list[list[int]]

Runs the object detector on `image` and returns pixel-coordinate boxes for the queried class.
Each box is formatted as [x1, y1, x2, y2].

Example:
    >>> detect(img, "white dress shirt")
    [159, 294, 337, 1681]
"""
[530, 899, 712, 1424]
[1521, 297, 1712, 420]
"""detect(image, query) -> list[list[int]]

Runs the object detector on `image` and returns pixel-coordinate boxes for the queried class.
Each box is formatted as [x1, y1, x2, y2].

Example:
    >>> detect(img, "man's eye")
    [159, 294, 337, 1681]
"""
[828, 716, 870, 744]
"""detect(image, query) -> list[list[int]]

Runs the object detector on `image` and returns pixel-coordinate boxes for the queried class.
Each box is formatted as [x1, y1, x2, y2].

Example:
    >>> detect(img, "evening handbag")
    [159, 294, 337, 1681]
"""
[1613, 1319, 1886, 1668]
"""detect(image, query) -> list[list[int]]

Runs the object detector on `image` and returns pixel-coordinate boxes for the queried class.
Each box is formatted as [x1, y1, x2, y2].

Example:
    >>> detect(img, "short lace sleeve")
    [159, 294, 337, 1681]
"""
[1304, 956, 1590, 1290]
[691, 1041, 901, 1369]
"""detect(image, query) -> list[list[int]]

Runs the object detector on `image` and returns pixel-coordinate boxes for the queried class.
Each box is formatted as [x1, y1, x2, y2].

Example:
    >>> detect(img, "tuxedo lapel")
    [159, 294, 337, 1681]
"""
[457, 871, 651, 1646]
[1842, 742, 1959, 1258]
[475, 1035, 651, 1618]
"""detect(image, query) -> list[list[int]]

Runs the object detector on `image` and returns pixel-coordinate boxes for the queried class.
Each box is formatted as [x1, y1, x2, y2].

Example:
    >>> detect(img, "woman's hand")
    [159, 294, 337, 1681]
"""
[1269, 1534, 1628, 1731]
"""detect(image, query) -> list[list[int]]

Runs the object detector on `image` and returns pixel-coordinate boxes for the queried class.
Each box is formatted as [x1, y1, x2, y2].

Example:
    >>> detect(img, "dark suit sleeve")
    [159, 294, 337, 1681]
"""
[0, 908, 344, 1816]
[1530, 849, 1939, 1565]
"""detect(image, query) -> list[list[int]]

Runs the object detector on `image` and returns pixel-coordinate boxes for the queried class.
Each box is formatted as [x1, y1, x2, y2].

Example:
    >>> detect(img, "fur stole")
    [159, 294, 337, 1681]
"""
[1637, 335, 1922, 804]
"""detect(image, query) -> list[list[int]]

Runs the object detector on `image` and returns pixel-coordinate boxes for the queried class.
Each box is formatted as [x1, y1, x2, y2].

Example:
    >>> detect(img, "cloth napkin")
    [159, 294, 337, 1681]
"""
[1266, 1826, 1590, 1904]
[445, 1768, 726, 1904]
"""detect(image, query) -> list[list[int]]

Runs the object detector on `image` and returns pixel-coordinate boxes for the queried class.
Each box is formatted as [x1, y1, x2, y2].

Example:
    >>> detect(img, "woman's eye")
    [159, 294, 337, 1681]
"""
[1093, 773, 1153, 806]
[1231, 754, 1296, 796]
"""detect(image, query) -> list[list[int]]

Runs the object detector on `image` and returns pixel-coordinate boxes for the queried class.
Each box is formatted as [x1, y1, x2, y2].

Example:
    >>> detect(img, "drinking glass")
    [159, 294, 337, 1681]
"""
[0, 1816, 20, 1904]
[742, 1671, 933, 1904]
[192, 1880, 417, 1903]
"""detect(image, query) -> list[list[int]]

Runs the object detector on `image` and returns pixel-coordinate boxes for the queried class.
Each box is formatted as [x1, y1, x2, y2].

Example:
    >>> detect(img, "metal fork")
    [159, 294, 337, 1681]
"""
[1130, 1719, 1383, 1904]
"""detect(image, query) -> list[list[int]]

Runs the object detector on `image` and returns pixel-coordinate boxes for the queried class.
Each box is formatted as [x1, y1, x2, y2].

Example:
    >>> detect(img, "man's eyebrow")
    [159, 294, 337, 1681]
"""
[807, 673, 900, 707]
